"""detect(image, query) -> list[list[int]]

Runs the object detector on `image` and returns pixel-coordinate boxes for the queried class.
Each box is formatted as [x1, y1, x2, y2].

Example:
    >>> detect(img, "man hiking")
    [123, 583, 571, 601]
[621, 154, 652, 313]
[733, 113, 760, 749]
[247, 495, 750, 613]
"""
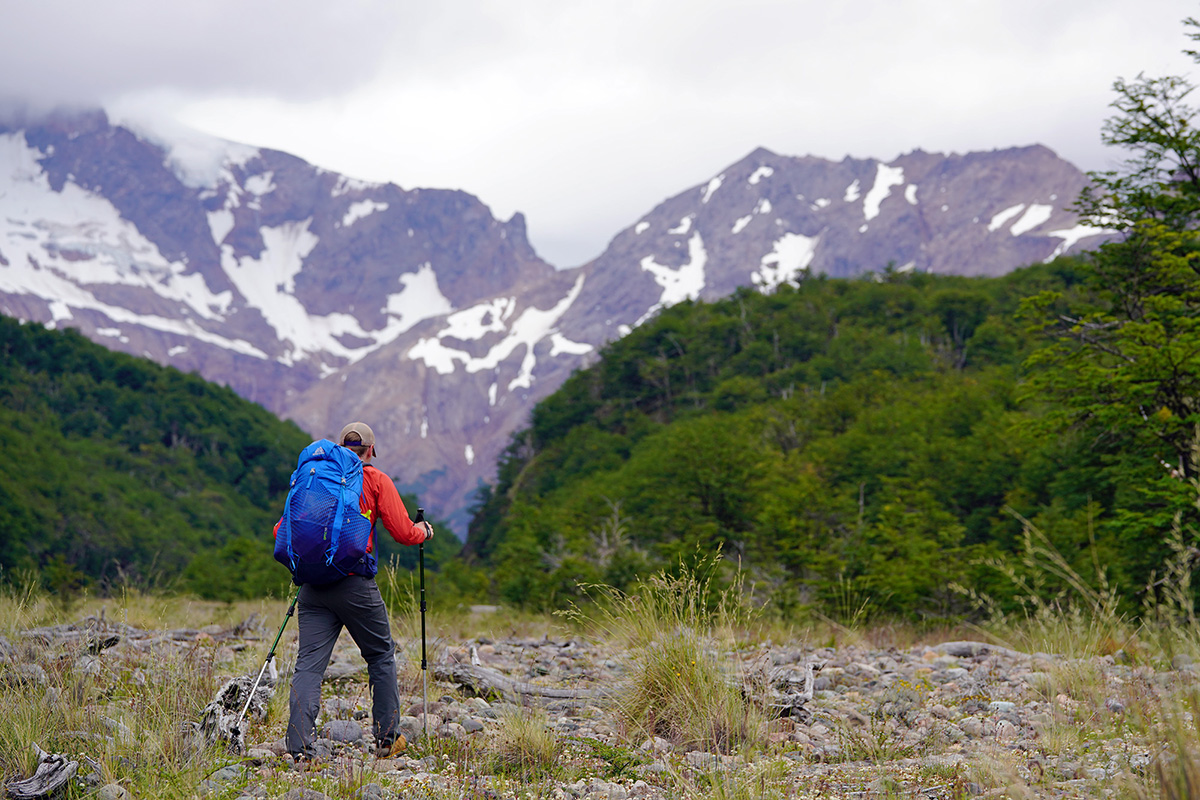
[276, 421, 433, 762]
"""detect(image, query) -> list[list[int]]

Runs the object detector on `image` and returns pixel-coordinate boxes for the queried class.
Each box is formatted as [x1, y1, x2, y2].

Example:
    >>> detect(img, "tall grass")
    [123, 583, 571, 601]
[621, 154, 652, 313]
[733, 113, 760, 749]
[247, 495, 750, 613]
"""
[566, 557, 768, 754]
[946, 444, 1200, 799]
[490, 706, 562, 780]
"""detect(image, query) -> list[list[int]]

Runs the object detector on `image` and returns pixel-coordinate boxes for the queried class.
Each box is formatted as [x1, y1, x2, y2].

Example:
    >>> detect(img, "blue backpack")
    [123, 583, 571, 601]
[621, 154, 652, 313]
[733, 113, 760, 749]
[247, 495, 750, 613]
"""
[274, 439, 376, 585]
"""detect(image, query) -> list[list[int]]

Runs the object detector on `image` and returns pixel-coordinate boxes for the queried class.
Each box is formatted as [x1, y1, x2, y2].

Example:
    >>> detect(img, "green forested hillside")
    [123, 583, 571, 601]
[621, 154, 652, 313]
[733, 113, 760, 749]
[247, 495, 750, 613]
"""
[0, 316, 312, 599]
[465, 258, 1196, 617]
[464, 39, 1200, 619]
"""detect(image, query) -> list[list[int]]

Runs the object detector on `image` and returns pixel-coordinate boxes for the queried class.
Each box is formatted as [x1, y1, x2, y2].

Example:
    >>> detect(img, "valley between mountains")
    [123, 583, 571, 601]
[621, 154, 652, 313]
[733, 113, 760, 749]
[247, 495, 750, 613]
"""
[0, 110, 1109, 531]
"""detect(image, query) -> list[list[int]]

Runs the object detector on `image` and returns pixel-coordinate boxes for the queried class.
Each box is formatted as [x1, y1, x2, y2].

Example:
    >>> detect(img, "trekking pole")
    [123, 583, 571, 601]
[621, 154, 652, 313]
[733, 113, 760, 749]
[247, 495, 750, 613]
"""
[416, 507, 429, 742]
[233, 586, 301, 739]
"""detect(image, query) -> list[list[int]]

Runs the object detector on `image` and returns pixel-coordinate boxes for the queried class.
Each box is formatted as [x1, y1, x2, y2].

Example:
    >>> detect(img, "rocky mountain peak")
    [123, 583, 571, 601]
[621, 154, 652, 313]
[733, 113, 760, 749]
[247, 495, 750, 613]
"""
[0, 111, 1110, 532]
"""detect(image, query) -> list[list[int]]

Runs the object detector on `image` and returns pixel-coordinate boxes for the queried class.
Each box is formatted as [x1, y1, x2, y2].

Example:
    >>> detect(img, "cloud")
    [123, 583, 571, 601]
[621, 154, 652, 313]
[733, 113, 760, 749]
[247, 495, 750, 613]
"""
[3, 0, 1198, 266]
[0, 0, 412, 106]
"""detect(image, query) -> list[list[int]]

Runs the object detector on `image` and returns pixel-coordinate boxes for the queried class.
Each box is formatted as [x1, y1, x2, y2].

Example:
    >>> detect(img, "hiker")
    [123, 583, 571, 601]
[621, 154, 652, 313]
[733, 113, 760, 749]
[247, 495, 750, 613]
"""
[276, 421, 433, 762]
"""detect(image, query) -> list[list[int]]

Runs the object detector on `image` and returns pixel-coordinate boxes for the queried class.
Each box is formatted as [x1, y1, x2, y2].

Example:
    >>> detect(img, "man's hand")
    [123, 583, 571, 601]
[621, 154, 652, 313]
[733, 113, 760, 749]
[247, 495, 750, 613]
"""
[421, 521, 434, 541]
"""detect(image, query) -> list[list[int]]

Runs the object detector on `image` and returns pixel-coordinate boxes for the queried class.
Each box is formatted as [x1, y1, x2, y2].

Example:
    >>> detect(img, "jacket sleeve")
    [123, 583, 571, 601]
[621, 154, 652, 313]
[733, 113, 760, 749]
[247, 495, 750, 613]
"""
[367, 466, 426, 546]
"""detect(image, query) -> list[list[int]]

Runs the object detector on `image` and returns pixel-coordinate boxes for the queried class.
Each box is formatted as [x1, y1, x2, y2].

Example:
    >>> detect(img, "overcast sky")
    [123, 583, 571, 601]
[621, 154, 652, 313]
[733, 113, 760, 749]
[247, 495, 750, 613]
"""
[1, 0, 1196, 266]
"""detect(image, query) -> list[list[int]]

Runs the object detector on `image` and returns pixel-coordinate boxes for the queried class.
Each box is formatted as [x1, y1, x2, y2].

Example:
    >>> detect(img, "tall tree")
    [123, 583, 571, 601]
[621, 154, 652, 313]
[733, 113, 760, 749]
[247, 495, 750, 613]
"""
[1023, 19, 1200, 478]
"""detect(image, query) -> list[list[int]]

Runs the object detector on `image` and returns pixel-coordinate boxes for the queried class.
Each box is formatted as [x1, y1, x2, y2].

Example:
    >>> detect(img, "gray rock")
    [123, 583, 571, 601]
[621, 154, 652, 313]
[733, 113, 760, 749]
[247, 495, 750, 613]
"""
[960, 718, 985, 737]
[282, 790, 329, 800]
[355, 784, 389, 800]
[323, 660, 365, 681]
[322, 697, 356, 718]
[1172, 653, 1194, 671]
[74, 655, 103, 677]
[463, 718, 485, 734]
[4, 663, 47, 687]
[396, 715, 421, 743]
[98, 784, 130, 800]
[685, 750, 719, 769]
[437, 722, 466, 739]
[320, 719, 363, 743]
[208, 765, 246, 784]
[416, 712, 443, 732]
[585, 779, 628, 799]
[199, 764, 246, 797]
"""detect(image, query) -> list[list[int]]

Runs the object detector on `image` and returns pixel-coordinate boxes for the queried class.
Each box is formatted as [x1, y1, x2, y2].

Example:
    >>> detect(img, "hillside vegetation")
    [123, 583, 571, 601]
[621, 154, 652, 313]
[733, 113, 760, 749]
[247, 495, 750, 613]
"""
[465, 27, 1200, 620]
[0, 317, 317, 598]
[467, 262, 1176, 617]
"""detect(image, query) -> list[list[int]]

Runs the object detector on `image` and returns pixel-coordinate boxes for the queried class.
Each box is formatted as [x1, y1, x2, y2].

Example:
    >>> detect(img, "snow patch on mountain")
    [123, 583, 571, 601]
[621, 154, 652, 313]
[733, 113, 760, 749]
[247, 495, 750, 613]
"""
[732, 215, 753, 234]
[668, 216, 693, 235]
[701, 175, 724, 203]
[863, 164, 905, 221]
[549, 332, 594, 357]
[384, 263, 454, 332]
[1010, 203, 1053, 236]
[244, 172, 275, 197]
[988, 204, 1026, 232]
[342, 199, 389, 228]
[408, 276, 588, 392]
[636, 232, 708, 325]
[332, 175, 380, 197]
[748, 166, 774, 185]
[0, 133, 235, 324]
[1046, 223, 1113, 260]
[844, 180, 861, 203]
[207, 209, 235, 246]
[754, 232, 818, 292]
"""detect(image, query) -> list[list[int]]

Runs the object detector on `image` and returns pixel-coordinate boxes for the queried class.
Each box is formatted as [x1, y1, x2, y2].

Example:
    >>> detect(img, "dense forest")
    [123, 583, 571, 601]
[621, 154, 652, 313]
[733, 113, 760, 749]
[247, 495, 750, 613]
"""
[464, 260, 1192, 617]
[0, 317, 460, 601]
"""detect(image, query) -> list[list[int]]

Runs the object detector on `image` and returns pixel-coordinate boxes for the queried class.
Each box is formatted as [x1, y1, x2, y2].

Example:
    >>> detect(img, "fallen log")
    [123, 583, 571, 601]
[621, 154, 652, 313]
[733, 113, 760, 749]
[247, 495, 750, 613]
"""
[5, 743, 77, 800]
[433, 663, 610, 706]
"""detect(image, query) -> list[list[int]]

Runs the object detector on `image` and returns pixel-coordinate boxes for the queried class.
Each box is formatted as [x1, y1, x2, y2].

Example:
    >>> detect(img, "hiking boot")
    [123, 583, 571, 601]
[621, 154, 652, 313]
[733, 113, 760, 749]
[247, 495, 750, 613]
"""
[374, 734, 407, 758]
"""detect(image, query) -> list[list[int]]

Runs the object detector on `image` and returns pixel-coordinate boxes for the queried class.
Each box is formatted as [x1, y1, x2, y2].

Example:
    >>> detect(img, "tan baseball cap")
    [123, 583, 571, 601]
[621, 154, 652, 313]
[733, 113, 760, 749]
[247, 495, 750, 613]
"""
[338, 422, 377, 453]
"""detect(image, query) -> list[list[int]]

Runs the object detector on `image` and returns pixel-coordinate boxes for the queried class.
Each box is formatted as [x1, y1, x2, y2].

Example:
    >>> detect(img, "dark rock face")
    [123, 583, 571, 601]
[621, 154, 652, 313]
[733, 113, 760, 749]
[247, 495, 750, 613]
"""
[0, 111, 1109, 533]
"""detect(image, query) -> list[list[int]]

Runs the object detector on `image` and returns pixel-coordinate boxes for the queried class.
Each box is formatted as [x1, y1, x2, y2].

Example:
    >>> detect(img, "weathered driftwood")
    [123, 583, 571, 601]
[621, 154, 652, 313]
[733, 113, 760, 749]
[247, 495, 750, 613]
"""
[5, 743, 77, 800]
[433, 663, 609, 706]
[933, 641, 1030, 660]
[767, 662, 820, 722]
[199, 670, 275, 755]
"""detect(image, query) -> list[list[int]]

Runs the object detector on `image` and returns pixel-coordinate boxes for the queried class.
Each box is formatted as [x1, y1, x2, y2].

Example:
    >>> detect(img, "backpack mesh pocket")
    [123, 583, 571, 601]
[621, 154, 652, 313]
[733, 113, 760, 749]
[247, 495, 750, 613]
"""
[287, 481, 339, 563]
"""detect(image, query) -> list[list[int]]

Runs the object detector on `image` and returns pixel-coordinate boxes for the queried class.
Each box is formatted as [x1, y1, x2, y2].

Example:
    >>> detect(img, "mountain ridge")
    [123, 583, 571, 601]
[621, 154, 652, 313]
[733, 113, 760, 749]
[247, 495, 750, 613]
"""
[0, 109, 1111, 532]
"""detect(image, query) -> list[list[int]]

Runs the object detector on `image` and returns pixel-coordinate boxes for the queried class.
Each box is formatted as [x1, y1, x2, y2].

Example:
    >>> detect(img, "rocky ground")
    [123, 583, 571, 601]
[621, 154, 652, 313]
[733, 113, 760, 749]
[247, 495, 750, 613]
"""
[4, 613, 1193, 799]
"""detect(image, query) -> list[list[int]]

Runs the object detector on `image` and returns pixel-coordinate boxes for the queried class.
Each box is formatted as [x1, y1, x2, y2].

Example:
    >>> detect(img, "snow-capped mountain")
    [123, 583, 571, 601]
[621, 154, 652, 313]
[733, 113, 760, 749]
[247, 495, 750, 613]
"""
[0, 110, 1109, 533]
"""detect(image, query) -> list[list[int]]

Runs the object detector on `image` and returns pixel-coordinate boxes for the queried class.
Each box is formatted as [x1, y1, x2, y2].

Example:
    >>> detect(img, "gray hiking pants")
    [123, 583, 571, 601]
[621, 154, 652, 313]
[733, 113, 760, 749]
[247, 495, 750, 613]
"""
[286, 575, 401, 756]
